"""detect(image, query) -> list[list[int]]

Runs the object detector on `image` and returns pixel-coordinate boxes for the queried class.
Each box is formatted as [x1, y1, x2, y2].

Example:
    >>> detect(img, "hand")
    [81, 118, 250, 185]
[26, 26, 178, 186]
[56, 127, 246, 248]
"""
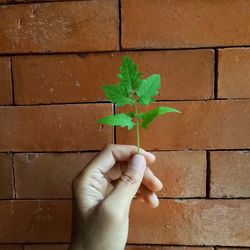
[69, 144, 163, 250]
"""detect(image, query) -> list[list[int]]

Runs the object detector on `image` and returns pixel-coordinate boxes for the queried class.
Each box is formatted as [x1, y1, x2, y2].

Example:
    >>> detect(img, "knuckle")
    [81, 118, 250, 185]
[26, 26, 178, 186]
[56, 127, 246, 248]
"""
[120, 169, 139, 185]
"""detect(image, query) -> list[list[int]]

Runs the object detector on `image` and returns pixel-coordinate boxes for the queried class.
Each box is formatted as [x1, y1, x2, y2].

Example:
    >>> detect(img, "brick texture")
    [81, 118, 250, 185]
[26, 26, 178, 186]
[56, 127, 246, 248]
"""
[117, 100, 250, 150]
[0, 57, 12, 105]
[129, 199, 250, 246]
[0, 246, 22, 250]
[23, 246, 213, 250]
[1, 0, 250, 248]
[0, 200, 71, 243]
[0, 104, 113, 152]
[13, 151, 205, 199]
[122, 0, 250, 49]
[0, 0, 118, 53]
[14, 152, 96, 199]
[218, 48, 250, 98]
[0, 153, 13, 198]
[0, 200, 249, 245]
[24, 245, 68, 250]
[12, 50, 214, 104]
[210, 151, 250, 198]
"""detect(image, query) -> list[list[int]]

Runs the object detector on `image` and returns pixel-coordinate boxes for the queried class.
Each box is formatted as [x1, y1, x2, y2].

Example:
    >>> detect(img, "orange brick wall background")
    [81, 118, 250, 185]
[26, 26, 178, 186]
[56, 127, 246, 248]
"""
[0, 0, 250, 249]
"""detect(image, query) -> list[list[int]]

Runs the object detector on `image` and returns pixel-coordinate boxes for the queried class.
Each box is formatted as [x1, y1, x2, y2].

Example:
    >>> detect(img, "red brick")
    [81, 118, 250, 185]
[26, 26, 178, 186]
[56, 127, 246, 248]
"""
[126, 247, 213, 250]
[117, 100, 250, 150]
[14, 152, 96, 199]
[151, 151, 206, 197]
[0, 104, 113, 152]
[210, 151, 250, 198]
[25, 245, 68, 250]
[217, 248, 250, 250]
[218, 48, 250, 98]
[0, 200, 71, 243]
[122, 0, 250, 49]
[0, 245, 22, 250]
[12, 50, 214, 105]
[0, 0, 118, 53]
[129, 199, 250, 246]
[14, 151, 205, 199]
[0, 57, 12, 104]
[0, 153, 13, 198]
[1, 200, 249, 245]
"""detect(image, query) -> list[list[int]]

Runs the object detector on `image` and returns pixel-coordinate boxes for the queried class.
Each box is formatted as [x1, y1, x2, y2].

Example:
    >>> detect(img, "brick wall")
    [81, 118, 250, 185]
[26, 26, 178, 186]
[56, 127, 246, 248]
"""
[0, 0, 250, 249]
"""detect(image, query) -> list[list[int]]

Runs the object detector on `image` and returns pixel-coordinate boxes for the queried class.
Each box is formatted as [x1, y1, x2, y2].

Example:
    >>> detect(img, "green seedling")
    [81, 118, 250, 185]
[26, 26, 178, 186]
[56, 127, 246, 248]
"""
[97, 56, 181, 153]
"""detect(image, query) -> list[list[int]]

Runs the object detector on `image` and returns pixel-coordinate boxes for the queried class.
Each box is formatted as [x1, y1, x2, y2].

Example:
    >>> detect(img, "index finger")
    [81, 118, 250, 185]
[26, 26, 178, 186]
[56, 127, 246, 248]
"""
[85, 144, 155, 174]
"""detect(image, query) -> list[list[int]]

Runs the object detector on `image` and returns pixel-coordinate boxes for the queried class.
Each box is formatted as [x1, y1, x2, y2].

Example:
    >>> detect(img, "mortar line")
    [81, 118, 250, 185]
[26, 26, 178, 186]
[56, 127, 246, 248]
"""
[214, 49, 218, 99]
[0, 45, 250, 57]
[118, 0, 122, 50]
[206, 151, 211, 198]
[11, 152, 16, 199]
[10, 57, 15, 105]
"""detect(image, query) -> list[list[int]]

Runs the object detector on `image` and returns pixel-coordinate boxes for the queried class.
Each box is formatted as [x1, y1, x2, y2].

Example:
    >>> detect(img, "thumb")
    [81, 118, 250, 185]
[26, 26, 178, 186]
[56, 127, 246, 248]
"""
[105, 154, 146, 209]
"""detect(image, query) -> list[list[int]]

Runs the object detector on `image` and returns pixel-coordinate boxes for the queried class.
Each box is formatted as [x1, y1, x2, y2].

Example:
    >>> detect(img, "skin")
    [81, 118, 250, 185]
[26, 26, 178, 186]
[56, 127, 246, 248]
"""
[69, 144, 163, 250]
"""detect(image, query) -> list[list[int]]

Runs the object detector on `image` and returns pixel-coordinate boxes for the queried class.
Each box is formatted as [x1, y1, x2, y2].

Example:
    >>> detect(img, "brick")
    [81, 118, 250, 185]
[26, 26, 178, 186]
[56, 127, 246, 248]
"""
[122, 0, 250, 49]
[1, 200, 249, 245]
[217, 248, 250, 250]
[0, 153, 13, 198]
[116, 100, 250, 150]
[25, 245, 68, 250]
[0, 0, 118, 53]
[14, 152, 96, 199]
[0, 57, 12, 104]
[14, 151, 205, 199]
[0, 200, 71, 243]
[210, 151, 250, 198]
[126, 247, 213, 250]
[12, 50, 214, 105]
[129, 199, 250, 246]
[0, 245, 22, 250]
[151, 151, 206, 197]
[218, 48, 250, 98]
[0, 104, 113, 152]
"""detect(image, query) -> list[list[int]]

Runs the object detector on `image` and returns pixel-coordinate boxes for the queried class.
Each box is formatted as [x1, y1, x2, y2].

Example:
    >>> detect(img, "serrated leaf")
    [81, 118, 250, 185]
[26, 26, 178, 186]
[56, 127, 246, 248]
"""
[102, 84, 134, 107]
[97, 113, 134, 130]
[140, 106, 181, 129]
[118, 56, 142, 92]
[137, 74, 161, 105]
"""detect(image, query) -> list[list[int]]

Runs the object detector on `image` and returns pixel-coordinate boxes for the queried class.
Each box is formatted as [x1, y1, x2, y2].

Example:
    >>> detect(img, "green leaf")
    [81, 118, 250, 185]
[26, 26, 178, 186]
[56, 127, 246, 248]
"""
[97, 113, 134, 130]
[140, 106, 181, 129]
[137, 74, 161, 105]
[102, 85, 134, 107]
[117, 56, 142, 92]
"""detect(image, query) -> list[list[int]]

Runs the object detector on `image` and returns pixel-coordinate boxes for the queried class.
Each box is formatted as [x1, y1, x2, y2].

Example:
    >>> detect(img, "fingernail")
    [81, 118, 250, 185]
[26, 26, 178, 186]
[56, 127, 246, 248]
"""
[129, 154, 146, 172]
[143, 151, 156, 161]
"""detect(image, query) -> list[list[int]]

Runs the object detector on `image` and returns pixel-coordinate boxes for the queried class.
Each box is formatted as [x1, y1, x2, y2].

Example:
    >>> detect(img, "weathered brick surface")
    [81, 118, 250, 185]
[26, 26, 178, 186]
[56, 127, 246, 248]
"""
[0, 200, 249, 245]
[122, 0, 250, 49]
[129, 199, 250, 246]
[210, 151, 250, 198]
[0, 153, 13, 198]
[0, 200, 71, 243]
[151, 151, 206, 197]
[0, 104, 113, 152]
[117, 100, 250, 150]
[24, 246, 213, 250]
[126, 247, 213, 250]
[0, 57, 12, 104]
[218, 48, 250, 98]
[24, 245, 68, 250]
[14, 152, 96, 198]
[0, 246, 22, 250]
[0, 0, 118, 53]
[12, 50, 214, 104]
[14, 151, 205, 199]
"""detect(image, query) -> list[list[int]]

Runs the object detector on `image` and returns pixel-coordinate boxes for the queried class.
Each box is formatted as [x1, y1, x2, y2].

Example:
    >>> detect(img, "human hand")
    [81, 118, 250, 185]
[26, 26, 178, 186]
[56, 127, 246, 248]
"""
[69, 144, 163, 250]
